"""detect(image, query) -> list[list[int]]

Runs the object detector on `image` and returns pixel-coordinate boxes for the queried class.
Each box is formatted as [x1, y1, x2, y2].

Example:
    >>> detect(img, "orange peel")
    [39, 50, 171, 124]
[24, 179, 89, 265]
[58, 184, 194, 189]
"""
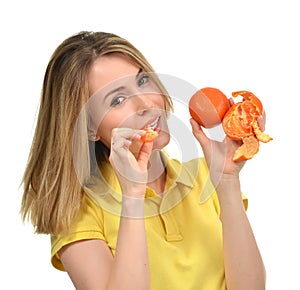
[222, 90, 272, 161]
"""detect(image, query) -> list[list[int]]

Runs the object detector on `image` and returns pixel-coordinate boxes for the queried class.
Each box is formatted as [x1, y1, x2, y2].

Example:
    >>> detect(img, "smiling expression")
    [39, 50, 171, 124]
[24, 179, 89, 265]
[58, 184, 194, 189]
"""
[87, 53, 170, 152]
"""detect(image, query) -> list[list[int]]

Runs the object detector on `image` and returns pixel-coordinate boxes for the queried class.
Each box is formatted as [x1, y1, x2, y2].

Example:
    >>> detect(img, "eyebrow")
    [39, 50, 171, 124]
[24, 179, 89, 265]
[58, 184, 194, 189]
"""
[103, 86, 125, 102]
[135, 68, 143, 80]
[103, 68, 143, 102]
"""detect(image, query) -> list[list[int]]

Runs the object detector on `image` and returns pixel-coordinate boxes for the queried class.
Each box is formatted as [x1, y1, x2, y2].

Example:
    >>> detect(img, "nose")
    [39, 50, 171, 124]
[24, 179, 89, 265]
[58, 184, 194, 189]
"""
[134, 94, 154, 115]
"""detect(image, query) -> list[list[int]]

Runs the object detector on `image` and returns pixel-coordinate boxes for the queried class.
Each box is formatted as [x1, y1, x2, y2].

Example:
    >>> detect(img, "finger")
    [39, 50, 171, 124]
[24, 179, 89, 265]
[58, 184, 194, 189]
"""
[111, 139, 132, 150]
[112, 127, 145, 141]
[111, 128, 145, 148]
[137, 141, 153, 169]
[229, 97, 235, 106]
[190, 118, 210, 148]
[257, 110, 266, 131]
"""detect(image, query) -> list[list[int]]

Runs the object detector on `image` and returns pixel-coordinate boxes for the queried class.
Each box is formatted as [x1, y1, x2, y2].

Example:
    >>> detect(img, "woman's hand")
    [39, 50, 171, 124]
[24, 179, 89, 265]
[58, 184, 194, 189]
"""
[190, 98, 267, 187]
[109, 128, 153, 198]
[190, 118, 245, 187]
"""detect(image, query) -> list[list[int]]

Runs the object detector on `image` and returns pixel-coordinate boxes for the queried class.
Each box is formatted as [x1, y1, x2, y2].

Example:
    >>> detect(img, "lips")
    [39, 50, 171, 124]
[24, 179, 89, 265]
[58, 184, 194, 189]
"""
[143, 115, 161, 131]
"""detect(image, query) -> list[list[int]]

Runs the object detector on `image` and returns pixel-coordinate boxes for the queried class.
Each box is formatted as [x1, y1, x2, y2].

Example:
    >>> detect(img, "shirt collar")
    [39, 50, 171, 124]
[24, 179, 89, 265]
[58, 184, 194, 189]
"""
[161, 150, 195, 189]
[85, 150, 196, 203]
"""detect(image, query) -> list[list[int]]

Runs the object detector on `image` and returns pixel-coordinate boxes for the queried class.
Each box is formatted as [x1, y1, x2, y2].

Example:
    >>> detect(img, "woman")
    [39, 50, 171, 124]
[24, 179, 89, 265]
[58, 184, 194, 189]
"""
[21, 31, 266, 290]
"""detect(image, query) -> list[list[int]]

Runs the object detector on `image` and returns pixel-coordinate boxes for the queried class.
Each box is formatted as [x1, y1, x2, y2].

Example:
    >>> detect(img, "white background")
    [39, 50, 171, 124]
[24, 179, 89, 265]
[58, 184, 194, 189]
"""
[1, 0, 299, 289]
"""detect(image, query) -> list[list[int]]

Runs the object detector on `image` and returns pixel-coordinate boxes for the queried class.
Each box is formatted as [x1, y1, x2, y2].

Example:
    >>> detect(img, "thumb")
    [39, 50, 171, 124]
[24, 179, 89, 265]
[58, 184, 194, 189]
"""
[190, 118, 210, 149]
[137, 141, 153, 170]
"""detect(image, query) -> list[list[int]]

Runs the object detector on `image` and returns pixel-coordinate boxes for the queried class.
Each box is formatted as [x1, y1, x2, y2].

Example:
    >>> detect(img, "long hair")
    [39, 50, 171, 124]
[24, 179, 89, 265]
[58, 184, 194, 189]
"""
[21, 31, 173, 235]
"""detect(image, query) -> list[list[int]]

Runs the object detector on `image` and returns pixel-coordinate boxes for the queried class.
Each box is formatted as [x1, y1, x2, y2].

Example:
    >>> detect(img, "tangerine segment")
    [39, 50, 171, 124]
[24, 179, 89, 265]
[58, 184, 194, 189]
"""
[140, 128, 158, 142]
[222, 104, 253, 140]
[233, 135, 260, 161]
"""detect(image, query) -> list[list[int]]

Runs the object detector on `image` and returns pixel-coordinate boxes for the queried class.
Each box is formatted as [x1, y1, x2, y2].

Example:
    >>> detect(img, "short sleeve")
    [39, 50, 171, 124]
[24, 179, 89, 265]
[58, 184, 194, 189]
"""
[51, 194, 105, 271]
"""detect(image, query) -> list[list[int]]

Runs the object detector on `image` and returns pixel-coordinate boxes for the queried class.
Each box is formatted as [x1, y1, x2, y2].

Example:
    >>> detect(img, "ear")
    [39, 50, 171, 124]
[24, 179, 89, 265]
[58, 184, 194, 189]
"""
[94, 135, 101, 142]
[88, 130, 101, 142]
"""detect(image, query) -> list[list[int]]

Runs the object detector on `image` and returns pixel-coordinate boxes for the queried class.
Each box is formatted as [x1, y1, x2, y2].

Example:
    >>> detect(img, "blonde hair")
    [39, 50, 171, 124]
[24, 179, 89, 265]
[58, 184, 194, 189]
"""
[21, 31, 173, 235]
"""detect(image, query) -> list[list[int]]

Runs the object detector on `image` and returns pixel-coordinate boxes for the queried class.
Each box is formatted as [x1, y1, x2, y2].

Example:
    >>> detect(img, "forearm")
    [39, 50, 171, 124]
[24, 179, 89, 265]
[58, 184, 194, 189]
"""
[107, 196, 150, 290]
[217, 178, 266, 290]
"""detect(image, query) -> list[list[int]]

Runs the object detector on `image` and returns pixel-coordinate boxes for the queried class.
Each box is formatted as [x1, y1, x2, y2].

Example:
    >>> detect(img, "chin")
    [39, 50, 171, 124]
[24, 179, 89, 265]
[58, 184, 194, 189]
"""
[153, 131, 170, 150]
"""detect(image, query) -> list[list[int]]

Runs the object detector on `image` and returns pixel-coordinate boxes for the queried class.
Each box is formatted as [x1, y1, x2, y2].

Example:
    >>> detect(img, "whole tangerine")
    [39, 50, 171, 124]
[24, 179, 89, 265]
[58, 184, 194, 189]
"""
[189, 87, 230, 128]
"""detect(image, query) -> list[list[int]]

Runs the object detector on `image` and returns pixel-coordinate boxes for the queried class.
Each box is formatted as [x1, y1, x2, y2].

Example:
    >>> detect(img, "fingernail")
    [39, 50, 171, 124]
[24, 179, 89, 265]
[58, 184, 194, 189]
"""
[124, 140, 132, 146]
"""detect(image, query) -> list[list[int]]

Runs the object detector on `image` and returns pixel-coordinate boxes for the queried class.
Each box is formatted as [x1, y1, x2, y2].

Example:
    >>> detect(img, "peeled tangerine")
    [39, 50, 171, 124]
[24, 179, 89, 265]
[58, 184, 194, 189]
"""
[222, 90, 272, 161]
[140, 128, 158, 142]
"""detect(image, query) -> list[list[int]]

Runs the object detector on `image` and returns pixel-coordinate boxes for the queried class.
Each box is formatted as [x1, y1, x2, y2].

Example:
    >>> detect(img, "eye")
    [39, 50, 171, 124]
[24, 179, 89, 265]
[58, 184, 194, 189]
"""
[137, 74, 150, 87]
[110, 95, 126, 107]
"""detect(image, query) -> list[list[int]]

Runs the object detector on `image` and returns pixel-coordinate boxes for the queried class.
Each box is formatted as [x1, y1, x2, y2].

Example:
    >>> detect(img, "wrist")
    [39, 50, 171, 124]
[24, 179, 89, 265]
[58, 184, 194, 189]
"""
[215, 176, 243, 207]
[216, 174, 241, 189]
[121, 195, 145, 219]
[120, 182, 147, 199]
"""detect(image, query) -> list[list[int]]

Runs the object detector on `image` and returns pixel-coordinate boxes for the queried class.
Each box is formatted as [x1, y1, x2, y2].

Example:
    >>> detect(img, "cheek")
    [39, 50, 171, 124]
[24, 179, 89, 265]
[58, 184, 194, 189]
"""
[96, 115, 116, 146]
[96, 125, 111, 147]
[155, 132, 170, 149]
[97, 110, 135, 146]
[153, 119, 170, 149]
[156, 95, 167, 109]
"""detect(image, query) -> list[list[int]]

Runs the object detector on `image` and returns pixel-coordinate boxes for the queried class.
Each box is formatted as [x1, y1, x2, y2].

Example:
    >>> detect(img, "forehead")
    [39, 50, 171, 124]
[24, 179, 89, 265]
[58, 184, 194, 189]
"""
[88, 53, 140, 97]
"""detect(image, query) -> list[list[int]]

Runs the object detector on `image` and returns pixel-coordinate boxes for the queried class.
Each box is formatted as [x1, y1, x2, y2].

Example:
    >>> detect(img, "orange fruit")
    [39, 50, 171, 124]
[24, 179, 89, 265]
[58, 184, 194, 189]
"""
[232, 135, 259, 161]
[140, 128, 158, 142]
[222, 90, 272, 161]
[189, 87, 230, 128]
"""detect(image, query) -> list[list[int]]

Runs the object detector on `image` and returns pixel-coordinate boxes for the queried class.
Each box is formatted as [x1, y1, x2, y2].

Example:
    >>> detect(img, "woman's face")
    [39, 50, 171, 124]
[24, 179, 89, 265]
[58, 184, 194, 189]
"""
[87, 53, 170, 154]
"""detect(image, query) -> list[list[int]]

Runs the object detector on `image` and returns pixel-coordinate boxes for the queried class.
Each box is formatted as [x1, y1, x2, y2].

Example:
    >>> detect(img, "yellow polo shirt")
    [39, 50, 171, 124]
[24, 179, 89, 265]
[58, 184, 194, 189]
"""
[51, 152, 247, 290]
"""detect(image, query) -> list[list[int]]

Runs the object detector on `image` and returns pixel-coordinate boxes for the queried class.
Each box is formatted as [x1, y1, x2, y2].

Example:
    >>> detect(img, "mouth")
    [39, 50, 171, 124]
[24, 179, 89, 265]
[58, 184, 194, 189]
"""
[143, 115, 161, 131]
